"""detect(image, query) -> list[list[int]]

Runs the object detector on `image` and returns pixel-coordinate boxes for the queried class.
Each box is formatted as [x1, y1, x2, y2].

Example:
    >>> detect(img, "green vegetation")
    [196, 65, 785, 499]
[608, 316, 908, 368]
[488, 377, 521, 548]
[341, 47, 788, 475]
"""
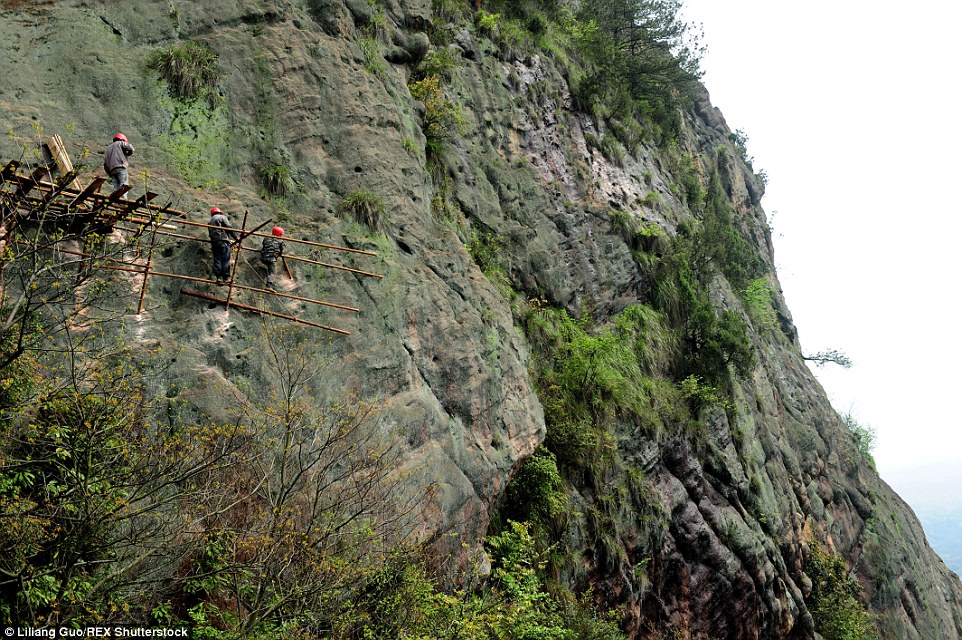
[804, 348, 854, 368]
[841, 412, 877, 468]
[805, 543, 879, 640]
[0, 240, 629, 636]
[146, 42, 222, 109]
[338, 190, 387, 232]
[338, 521, 627, 640]
[744, 277, 778, 332]
[454, 0, 703, 143]
[257, 161, 292, 196]
[408, 74, 468, 159]
[416, 46, 458, 82]
[358, 36, 386, 75]
[157, 92, 229, 189]
[501, 301, 682, 551]
[568, 0, 703, 142]
[679, 374, 730, 413]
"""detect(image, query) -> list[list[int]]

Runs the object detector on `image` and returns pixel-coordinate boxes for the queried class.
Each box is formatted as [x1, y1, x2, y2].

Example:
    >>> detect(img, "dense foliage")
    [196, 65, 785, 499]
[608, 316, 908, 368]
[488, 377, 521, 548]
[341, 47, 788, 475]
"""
[806, 544, 879, 640]
[146, 41, 222, 109]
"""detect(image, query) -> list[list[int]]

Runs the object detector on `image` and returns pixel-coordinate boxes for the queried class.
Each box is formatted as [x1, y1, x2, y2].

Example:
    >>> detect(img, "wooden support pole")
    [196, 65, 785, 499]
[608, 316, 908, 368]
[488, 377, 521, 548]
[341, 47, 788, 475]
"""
[225, 210, 249, 311]
[283, 253, 384, 279]
[179, 288, 350, 334]
[86, 185, 132, 217]
[39, 171, 79, 205]
[137, 209, 162, 314]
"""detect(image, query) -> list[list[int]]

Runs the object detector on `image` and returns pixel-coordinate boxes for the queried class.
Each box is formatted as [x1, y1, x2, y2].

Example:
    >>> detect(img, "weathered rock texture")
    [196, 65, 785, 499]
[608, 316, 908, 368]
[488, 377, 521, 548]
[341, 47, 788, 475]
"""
[2, 1, 960, 638]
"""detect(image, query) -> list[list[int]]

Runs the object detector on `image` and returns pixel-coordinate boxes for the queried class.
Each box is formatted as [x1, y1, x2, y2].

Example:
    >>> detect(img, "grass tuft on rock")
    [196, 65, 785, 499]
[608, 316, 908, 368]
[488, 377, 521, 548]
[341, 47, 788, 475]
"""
[338, 190, 386, 232]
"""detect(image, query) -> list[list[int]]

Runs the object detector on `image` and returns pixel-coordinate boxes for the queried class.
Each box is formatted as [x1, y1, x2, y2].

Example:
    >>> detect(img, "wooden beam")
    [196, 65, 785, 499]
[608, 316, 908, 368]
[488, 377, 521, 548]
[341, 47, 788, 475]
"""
[39, 171, 79, 204]
[86, 184, 132, 218]
[179, 288, 350, 334]
[69, 178, 106, 208]
[1, 160, 20, 178]
[14, 167, 48, 197]
[170, 217, 378, 257]
[45, 135, 82, 190]
[122, 191, 158, 215]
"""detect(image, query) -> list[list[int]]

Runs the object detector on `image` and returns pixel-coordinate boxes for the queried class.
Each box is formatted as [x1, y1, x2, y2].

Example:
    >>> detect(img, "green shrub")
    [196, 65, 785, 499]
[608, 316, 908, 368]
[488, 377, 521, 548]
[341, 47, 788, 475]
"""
[358, 36, 386, 75]
[685, 303, 755, 384]
[476, 9, 500, 33]
[416, 46, 458, 81]
[491, 18, 534, 60]
[599, 134, 625, 167]
[258, 162, 292, 196]
[569, 0, 703, 142]
[408, 75, 468, 157]
[841, 413, 877, 468]
[744, 277, 777, 332]
[146, 42, 221, 109]
[679, 374, 729, 412]
[338, 190, 386, 231]
[466, 230, 501, 274]
[609, 117, 643, 156]
[805, 543, 879, 640]
[502, 448, 567, 523]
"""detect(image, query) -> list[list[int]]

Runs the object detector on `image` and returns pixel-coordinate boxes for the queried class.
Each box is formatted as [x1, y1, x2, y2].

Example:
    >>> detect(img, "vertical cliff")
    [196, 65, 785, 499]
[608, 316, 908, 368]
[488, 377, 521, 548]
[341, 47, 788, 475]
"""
[1, 0, 960, 637]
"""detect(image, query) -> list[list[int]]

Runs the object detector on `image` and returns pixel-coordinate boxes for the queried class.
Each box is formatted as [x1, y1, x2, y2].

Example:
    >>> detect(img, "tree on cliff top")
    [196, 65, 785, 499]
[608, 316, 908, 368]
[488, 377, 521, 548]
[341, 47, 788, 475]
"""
[572, 0, 705, 135]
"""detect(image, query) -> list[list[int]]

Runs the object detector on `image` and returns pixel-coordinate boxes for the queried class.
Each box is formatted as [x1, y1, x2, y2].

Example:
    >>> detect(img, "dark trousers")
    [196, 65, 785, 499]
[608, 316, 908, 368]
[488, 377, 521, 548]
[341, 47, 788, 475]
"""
[211, 241, 232, 279]
[262, 258, 277, 285]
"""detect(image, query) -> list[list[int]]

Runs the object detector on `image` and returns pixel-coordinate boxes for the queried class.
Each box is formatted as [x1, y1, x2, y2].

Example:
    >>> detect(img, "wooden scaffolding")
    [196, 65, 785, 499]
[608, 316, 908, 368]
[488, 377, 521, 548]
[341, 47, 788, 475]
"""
[1, 157, 382, 335]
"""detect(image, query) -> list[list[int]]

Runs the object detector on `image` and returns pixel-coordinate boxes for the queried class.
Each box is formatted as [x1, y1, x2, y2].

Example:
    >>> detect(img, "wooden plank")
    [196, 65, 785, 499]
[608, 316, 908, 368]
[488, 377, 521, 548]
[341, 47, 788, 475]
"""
[45, 135, 82, 190]
[69, 178, 106, 208]
[122, 191, 158, 215]
[80, 184, 132, 229]
[14, 167, 48, 197]
[153, 203, 189, 219]
[106, 184, 132, 201]
[1, 160, 20, 178]
[179, 288, 350, 334]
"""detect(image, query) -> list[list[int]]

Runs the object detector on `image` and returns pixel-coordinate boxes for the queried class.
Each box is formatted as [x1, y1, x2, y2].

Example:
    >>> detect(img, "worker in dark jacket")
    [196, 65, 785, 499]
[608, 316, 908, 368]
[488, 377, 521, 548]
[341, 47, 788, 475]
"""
[103, 133, 135, 191]
[260, 226, 285, 288]
[208, 207, 239, 283]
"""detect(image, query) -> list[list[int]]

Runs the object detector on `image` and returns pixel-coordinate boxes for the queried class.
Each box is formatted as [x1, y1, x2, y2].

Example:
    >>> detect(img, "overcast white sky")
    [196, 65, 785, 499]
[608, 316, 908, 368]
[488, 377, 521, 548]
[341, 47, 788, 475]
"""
[680, 0, 962, 479]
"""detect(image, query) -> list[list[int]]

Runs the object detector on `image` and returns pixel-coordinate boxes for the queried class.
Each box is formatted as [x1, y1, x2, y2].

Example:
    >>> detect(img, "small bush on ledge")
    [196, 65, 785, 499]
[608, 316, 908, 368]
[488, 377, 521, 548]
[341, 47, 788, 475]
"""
[338, 190, 386, 232]
[146, 41, 222, 109]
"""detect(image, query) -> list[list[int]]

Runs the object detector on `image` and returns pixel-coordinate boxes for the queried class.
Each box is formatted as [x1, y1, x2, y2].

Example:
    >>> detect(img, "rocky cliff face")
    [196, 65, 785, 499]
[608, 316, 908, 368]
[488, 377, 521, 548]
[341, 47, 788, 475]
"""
[2, 1, 960, 638]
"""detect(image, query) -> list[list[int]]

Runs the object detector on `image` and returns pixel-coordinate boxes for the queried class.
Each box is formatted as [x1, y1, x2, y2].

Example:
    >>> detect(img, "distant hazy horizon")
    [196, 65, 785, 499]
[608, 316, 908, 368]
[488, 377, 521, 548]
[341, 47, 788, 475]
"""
[883, 462, 962, 576]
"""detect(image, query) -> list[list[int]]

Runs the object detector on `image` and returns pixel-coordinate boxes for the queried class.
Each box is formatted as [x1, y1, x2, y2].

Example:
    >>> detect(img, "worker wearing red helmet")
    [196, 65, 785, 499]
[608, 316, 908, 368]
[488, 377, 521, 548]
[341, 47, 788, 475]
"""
[208, 207, 239, 283]
[103, 132, 135, 192]
[260, 226, 285, 289]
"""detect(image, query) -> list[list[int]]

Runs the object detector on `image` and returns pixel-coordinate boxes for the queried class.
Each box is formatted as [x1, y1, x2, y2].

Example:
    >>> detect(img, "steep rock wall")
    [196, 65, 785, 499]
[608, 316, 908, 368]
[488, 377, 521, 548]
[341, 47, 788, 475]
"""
[2, 1, 961, 637]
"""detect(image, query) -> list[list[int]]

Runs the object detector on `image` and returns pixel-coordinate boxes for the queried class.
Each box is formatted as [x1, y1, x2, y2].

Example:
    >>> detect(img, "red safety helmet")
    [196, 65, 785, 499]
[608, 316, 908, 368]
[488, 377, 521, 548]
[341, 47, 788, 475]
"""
[114, 133, 128, 142]
[210, 207, 222, 215]
[272, 226, 285, 236]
